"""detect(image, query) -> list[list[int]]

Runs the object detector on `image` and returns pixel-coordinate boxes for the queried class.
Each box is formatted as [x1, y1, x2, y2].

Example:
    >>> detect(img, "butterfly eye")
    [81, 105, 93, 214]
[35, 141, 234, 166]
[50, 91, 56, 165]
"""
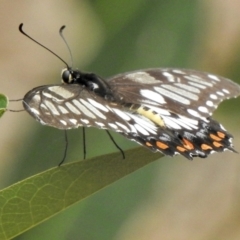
[61, 68, 73, 83]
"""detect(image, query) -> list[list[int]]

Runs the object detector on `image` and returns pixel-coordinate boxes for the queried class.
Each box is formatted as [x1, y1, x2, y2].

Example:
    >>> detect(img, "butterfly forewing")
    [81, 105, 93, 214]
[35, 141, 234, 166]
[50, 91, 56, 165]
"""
[23, 84, 133, 131]
[108, 68, 240, 119]
[23, 68, 240, 159]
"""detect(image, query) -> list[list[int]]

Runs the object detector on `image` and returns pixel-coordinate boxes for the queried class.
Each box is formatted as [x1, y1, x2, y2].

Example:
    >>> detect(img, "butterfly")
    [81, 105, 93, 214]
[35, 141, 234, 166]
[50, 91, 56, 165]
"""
[22, 67, 240, 160]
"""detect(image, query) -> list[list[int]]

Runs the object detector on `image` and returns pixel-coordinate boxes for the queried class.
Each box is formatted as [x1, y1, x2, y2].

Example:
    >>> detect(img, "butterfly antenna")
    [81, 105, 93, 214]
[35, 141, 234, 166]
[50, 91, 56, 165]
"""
[8, 109, 25, 112]
[10, 99, 23, 102]
[8, 99, 25, 112]
[59, 26, 73, 68]
[19, 23, 69, 68]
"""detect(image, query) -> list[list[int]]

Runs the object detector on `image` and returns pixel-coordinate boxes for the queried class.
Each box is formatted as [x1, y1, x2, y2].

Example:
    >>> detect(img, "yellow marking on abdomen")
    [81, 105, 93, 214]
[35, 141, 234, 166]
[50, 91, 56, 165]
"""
[136, 107, 165, 127]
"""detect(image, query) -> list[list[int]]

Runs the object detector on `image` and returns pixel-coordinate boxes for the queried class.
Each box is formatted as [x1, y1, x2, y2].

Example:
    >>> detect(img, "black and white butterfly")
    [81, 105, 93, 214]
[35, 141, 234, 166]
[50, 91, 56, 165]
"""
[23, 67, 240, 160]
[19, 23, 240, 160]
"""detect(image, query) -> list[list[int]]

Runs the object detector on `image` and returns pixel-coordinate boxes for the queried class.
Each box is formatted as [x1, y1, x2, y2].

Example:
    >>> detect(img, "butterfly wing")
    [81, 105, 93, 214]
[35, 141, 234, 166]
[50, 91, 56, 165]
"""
[23, 84, 131, 130]
[108, 68, 240, 118]
[107, 68, 240, 158]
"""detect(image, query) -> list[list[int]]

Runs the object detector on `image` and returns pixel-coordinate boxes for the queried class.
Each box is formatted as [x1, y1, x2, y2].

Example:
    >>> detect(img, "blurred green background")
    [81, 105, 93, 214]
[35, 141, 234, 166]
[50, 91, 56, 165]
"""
[1, 1, 240, 239]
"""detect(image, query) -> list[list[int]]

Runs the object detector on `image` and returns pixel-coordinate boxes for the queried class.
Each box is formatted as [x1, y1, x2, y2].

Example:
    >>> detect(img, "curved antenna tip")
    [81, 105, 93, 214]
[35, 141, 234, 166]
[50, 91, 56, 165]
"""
[19, 23, 24, 31]
[60, 25, 66, 32]
[60, 25, 66, 35]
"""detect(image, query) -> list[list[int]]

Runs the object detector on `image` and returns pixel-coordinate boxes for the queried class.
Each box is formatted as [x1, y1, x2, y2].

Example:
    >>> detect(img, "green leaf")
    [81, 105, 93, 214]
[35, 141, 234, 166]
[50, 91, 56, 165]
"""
[0, 147, 162, 239]
[0, 94, 8, 118]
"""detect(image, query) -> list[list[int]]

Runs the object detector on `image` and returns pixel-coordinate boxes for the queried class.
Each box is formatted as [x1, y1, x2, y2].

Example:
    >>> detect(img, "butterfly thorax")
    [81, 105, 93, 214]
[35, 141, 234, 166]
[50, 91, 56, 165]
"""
[61, 68, 117, 102]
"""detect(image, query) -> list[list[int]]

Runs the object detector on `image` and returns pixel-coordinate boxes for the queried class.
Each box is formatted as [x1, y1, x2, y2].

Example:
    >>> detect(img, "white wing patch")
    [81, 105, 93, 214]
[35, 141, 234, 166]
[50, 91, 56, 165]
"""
[154, 86, 190, 105]
[80, 99, 106, 119]
[186, 75, 214, 87]
[32, 94, 41, 103]
[162, 116, 182, 129]
[49, 86, 74, 98]
[140, 89, 166, 104]
[174, 83, 200, 93]
[188, 82, 207, 89]
[44, 100, 60, 115]
[130, 114, 158, 135]
[187, 109, 201, 118]
[208, 74, 220, 81]
[112, 108, 131, 121]
[206, 100, 214, 107]
[126, 72, 160, 84]
[58, 105, 69, 114]
[222, 89, 230, 94]
[81, 119, 89, 124]
[116, 122, 130, 132]
[162, 72, 175, 82]
[87, 98, 109, 112]
[134, 124, 150, 135]
[161, 84, 199, 101]
[216, 91, 224, 96]
[108, 123, 118, 129]
[198, 106, 209, 113]
[65, 102, 81, 115]
[72, 99, 96, 119]
[210, 94, 218, 100]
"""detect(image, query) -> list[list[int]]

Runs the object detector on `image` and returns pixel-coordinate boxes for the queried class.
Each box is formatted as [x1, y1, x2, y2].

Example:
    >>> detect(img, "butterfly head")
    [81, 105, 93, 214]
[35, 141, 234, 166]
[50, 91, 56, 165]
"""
[61, 68, 81, 84]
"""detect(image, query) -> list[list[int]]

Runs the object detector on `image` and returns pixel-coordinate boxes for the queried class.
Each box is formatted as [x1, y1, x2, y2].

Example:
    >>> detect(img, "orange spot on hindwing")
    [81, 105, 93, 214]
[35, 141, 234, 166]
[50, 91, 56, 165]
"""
[182, 138, 194, 150]
[146, 142, 153, 147]
[217, 131, 225, 139]
[176, 146, 186, 152]
[156, 141, 169, 149]
[213, 141, 223, 148]
[210, 134, 221, 141]
[201, 144, 213, 150]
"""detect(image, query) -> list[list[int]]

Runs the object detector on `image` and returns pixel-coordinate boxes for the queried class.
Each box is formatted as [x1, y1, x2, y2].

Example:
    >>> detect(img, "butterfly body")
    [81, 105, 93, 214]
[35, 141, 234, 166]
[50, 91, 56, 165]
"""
[23, 68, 240, 160]
[61, 68, 117, 101]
